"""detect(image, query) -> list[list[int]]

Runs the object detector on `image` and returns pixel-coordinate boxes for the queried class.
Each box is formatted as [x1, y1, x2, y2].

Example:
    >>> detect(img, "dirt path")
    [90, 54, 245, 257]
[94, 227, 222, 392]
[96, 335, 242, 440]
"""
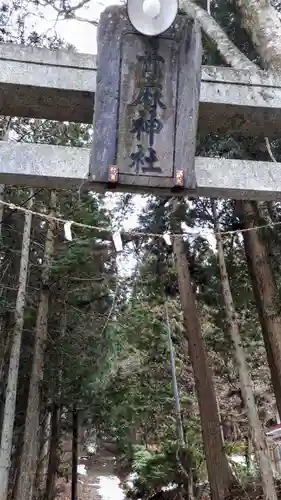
[57, 445, 123, 500]
[56, 474, 102, 500]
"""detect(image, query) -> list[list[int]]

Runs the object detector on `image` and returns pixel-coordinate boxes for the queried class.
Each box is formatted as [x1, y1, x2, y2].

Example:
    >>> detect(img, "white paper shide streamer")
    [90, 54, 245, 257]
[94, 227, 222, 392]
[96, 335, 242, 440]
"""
[163, 232, 172, 246]
[64, 221, 73, 241]
[113, 230, 123, 252]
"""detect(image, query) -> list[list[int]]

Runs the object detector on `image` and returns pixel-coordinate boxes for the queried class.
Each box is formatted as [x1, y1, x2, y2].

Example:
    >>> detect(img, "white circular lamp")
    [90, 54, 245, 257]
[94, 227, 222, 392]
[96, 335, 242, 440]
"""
[127, 0, 179, 36]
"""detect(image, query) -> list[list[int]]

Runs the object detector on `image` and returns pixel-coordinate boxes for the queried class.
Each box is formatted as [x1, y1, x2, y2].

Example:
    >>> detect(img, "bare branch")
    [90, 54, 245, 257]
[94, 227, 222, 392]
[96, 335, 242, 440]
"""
[265, 137, 277, 163]
[68, 14, 98, 25]
[36, 0, 99, 25]
[67, 0, 91, 12]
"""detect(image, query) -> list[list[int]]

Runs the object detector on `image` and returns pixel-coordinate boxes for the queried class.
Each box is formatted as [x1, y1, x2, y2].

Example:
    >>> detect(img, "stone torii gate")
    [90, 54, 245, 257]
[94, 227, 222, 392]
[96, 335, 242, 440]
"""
[1, 4, 281, 200]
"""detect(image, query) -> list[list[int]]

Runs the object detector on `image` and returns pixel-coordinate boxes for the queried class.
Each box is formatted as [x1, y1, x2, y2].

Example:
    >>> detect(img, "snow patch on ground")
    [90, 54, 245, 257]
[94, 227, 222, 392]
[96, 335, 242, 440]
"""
[97, 476, 125, 500]
[78, 464, 88, 476]
[78, 462, 125, 500]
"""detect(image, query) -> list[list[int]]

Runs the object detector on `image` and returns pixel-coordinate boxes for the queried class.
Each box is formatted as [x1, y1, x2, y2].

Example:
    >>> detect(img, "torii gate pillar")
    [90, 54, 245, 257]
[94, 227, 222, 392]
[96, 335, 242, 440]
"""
[88, 5, 202, 195]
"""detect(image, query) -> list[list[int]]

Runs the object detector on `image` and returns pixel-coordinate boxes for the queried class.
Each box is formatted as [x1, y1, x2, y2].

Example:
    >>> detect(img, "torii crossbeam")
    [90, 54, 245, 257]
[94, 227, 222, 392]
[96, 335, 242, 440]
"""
[1, 7, 281, 200]
[2, 36, 281, 139]
[0, 142, 280, 201]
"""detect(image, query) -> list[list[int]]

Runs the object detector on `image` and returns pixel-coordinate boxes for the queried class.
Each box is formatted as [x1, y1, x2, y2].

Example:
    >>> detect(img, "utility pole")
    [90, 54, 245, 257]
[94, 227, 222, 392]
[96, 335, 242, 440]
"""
[165, 301, 185, 446]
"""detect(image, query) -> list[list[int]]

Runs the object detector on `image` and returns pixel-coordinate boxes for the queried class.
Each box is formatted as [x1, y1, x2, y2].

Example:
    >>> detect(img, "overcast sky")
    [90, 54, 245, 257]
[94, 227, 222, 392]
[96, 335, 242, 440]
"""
[27, 0, 119, 54]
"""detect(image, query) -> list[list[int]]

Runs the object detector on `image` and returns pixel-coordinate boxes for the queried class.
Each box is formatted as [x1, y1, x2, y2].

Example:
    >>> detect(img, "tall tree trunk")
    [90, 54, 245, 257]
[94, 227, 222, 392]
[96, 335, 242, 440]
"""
[0, 184, 7, 383]
[234, 0, 281, 438]
[237, 200, 281, 416]
[173, 234, 233, 500]
[245, 431, 253, 474]
[0, 193, 33, 500]
[165, 301, 194, 499]
[179, 0, 281, 482]
[233, 0, 281, 425]
[0, 116, 10, 381]
[45, 403, 61, 500]
[15, 191, 57, 500]
[180, 0, 256, 70]
[181, 0, 281, 437]
[71, 407, 78, 500]
[235, 0, 281, 70]
[212, 200, 277, 500]
[33, 409, 52, 500]
[44, 301, 67, 500]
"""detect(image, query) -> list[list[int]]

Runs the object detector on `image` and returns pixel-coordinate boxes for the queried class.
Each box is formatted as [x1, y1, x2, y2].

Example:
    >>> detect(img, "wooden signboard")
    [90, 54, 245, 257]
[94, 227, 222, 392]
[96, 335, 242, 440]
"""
[88, 5, 202, 195]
